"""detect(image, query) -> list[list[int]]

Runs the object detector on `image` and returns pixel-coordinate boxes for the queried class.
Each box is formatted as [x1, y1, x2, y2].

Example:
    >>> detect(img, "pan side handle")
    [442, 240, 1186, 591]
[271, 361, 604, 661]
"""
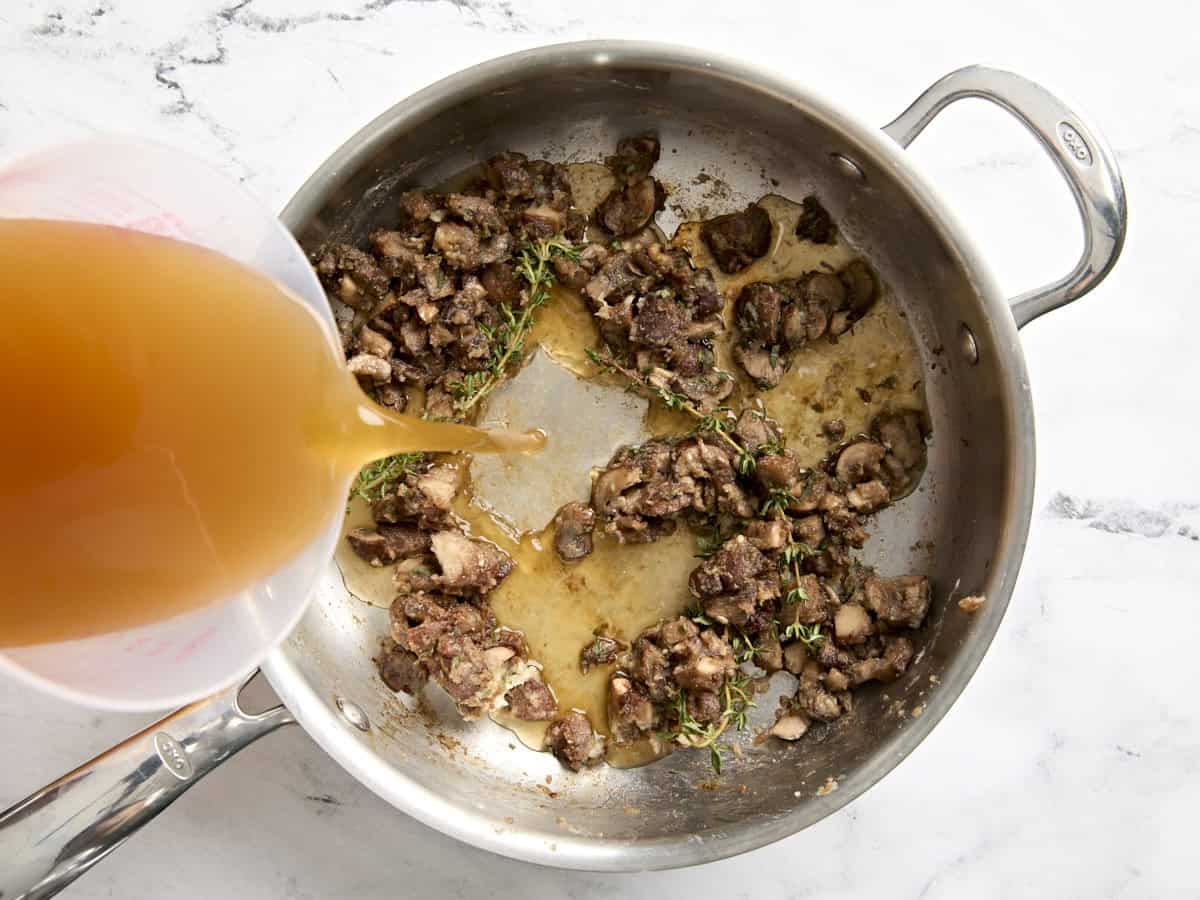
[883, 65, 1127, 329]
[0, 673, 294, 900]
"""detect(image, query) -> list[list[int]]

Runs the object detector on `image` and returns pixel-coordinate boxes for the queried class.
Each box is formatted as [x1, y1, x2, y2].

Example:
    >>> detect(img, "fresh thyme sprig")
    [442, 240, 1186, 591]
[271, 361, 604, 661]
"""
[783, 622, 825, 651]
[451, 235, 579, 414]
[661, 671, 755, 773]
[779, 541, 814, 605]
[350, 452, 425, 502]
[585, 348, 756, 474]
[779, 541, 814, 568]
[759, 488, 794, 517]
[785, 576, 809, 605]
[759, 466, 820, 516]
[731, 632, 759, 665]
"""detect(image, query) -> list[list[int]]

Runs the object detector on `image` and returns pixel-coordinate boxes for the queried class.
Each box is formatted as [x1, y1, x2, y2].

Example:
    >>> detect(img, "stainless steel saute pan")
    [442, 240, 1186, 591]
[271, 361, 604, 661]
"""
[0, 41, 1125, 897]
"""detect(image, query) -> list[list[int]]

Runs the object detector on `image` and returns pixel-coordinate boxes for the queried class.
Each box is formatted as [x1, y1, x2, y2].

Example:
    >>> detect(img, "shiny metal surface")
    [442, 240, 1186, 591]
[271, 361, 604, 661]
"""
[0, 42, 1127, 887]
[0, 674, 293, 898]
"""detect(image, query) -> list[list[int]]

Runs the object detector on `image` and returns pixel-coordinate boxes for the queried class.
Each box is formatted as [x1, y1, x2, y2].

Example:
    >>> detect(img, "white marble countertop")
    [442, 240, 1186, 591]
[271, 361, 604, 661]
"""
[2, 1, 1197, 897]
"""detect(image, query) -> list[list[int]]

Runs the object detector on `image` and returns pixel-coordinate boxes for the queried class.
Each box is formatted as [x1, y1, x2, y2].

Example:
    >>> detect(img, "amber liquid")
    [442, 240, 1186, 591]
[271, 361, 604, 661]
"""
[0, 219, 540, 647]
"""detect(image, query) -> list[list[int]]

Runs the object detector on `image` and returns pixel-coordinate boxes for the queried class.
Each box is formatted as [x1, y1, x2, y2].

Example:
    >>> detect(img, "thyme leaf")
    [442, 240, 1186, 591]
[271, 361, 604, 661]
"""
[451, 235, 579, 414]
[349, 452, 424, 502]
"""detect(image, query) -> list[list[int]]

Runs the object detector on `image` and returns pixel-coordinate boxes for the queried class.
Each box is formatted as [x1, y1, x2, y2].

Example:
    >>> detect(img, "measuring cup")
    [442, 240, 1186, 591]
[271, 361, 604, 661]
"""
[0, 137, 341, 711]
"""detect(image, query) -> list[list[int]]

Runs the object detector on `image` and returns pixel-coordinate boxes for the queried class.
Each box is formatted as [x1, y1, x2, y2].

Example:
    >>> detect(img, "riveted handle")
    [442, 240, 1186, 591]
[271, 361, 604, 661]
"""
[0, 673, 294, 899]
[883, 65, 1127, 328]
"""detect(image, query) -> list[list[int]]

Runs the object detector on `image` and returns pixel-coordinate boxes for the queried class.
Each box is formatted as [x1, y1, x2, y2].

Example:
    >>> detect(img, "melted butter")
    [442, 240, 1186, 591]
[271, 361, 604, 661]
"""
[455, 496, 698, 734]
[529, 284, 603, 377]
[490, 707, 549, 753]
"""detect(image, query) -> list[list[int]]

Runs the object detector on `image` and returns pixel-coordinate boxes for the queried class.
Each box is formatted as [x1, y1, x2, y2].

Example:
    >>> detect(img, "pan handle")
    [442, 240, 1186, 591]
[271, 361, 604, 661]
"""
[0, 673, 294, 900]
[882, 65, 1127, 329]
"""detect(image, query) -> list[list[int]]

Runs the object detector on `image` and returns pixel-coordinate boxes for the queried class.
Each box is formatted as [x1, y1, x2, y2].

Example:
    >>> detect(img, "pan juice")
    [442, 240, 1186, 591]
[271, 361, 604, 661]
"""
[0, 219, 539, 646]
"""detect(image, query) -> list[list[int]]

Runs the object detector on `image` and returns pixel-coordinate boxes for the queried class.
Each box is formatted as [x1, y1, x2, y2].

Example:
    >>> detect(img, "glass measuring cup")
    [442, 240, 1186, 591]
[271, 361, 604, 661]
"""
[0, 137, 343, 711]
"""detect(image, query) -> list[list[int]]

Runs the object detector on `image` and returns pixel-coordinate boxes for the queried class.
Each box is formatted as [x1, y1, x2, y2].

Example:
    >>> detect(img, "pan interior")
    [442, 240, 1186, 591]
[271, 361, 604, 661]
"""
[272, 53, 1024, 867]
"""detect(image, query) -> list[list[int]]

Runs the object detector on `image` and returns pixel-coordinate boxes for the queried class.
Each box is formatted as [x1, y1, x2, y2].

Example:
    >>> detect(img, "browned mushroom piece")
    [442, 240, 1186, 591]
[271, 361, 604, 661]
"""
[505, 680, 558, 721]
[794, 195, 836, 244]
[700, 204, 773, 273]
[835, 440, 887, 484]
[553, 501, 596, 561]
[545, 711, 606, 770]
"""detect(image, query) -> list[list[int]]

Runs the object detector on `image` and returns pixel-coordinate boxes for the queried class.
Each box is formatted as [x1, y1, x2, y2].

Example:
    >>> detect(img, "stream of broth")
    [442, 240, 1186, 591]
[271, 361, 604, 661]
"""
[336, 180, 928, 766]
[0, 219, 539, 647]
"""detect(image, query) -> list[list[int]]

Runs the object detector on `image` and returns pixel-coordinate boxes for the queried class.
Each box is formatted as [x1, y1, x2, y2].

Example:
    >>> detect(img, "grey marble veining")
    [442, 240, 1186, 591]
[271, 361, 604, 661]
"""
[1, 0, 1197, 896]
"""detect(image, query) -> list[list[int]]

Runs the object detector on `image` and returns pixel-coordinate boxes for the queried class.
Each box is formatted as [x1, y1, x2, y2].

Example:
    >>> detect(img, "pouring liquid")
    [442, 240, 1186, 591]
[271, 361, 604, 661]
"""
[0, 219, 540, 647]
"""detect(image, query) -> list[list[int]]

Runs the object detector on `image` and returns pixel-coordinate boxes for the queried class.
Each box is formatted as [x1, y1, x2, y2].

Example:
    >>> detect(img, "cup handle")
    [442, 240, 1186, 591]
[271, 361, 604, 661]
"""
[882, 65, 1127, 329]
[0, 672, 294, 899]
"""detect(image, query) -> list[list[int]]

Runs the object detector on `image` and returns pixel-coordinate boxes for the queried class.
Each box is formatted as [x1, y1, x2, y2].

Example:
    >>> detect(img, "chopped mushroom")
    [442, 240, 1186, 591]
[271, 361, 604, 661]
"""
[730, 260, 882, 385]
[794, 195, 836, 244]
[700, 204, 773, 273]
[347, 354, 392, 384]
[735, 344, 785, 389]
[580, 633, 623, 673]
[545, 711, 605, 770]
[346, 524, 430, 565]
[850, 636, 914, 685]
[746, 518, 790, 551]
[688, 535, 781, 628]
[505, 679, 558, 721]
[358, 325, 393, 358]
[835, 441, 887, 485]
[608, 676, 657, 743]
[734, 409, 783, 450]
[433, 222, 482, 269]
[416, 466, 460, 511]
[430, 531, 514, 595]
[770, 713, 811, 741]
[847, 480, 890, 513]
[553, 501, 596, 561]
[795, 661, 847, 722]
[596, 177, 664, 236]
[833, 602, 873, 645]
[378, 645, 427, 694]
[606, 135, 661, 182]
[863, 575, 931, 629]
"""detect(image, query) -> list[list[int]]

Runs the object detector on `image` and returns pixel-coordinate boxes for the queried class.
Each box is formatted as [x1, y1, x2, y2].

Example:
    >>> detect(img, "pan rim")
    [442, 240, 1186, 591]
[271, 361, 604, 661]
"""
[268, 39, 1035, 871]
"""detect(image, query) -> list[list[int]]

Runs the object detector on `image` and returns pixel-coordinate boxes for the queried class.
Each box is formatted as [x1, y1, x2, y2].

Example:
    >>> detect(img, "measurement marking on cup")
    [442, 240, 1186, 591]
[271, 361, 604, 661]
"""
[1057, 122, 1093, 166]
[154, 732, 193, 780]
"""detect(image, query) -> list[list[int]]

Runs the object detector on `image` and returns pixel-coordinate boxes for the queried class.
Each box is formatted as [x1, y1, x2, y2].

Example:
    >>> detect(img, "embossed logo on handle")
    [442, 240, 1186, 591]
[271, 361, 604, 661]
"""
[153, 732, 193, 780]
[1057, 122, 1093, 166]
